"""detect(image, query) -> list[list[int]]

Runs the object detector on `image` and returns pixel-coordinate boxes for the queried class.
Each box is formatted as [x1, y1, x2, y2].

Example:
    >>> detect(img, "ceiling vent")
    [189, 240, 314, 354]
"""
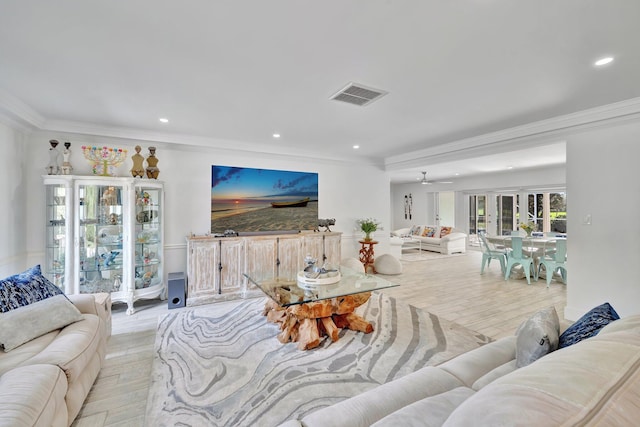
[330, 82, 388, 106]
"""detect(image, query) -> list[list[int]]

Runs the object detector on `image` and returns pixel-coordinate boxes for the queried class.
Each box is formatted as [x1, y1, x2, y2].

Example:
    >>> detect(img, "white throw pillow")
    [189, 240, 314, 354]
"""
[515, 306, 560, 368]
[0, 294, 83, 351]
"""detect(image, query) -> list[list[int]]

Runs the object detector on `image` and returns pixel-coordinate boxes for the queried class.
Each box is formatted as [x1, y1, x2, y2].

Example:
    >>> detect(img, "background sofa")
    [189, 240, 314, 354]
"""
[280, 305, 639, 427]
[0, 266, 111, 427]
[392, 226, 467, 255]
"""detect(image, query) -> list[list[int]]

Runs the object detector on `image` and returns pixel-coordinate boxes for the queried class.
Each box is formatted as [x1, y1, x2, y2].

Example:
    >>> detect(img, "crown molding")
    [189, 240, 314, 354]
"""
[384, 97, 640, 170]
[0, 89, 45, 130]
[37, 120, 377, 168]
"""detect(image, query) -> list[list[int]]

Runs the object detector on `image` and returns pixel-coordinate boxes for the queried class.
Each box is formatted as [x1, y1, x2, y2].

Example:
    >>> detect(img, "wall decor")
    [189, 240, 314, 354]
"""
[404, 193, 413, 220]
[211, 165, 318, 233]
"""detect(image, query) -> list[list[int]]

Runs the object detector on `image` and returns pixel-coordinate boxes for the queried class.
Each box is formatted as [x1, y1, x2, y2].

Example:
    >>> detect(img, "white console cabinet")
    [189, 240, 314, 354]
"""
[185, 232, 341, 306]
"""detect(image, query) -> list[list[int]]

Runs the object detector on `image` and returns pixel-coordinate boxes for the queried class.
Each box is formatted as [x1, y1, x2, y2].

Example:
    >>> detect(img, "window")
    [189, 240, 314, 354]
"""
[518, 192, 567, 233]
[497, 195, 514, 235]
[549, 192, 567, 233]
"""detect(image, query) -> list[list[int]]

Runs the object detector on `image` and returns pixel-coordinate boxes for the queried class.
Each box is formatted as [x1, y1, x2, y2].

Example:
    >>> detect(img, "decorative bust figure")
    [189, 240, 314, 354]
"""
[61, 142, 73, 175]
[46, 139, 60, 175]
[145, 146, 160, 179]
[130, 145, 145, 178]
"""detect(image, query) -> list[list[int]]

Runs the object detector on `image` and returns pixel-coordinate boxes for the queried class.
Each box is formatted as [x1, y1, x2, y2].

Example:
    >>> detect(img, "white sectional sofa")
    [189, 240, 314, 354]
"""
[0, 266, 111, 427]
[392, 226, 467, 255]
[280, 306, 640, 427]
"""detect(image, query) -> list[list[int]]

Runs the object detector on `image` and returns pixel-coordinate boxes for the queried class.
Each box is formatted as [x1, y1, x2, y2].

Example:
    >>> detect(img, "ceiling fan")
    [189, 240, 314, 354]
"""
[420, 171, 453, 185]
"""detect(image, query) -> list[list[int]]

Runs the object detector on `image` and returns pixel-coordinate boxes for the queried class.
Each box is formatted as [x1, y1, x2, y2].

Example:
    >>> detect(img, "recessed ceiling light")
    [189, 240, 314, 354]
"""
[159, 118, 169, 123]
[507, 166, 514, 170]
[594, 57, 614, 66]
[272, 133, 281, 138]
[353, 145, 360, 149]
[455, 173, 460, 176]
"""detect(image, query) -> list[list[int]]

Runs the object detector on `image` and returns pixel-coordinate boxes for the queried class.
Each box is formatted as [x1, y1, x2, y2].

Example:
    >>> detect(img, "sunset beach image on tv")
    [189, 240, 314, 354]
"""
[211, 165, 319, 233]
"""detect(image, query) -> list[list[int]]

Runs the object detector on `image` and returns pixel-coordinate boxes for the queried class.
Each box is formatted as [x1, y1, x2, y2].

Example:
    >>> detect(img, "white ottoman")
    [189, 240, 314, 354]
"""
[374, 254, 403, 275]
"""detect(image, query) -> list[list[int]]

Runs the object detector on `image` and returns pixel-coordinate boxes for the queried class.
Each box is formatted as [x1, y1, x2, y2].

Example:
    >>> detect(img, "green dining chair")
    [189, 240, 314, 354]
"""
[504, 236, 535, 285]
[538, 239, 567, 287]
[478, 233, 507, 275]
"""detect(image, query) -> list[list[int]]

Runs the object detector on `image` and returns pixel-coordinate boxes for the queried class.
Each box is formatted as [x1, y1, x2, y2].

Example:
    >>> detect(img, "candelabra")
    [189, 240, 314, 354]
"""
[82, 146, 128, 176]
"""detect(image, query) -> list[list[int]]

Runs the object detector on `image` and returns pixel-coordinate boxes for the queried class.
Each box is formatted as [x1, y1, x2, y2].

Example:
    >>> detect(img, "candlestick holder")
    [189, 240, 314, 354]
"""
[82, 146, 128, 176]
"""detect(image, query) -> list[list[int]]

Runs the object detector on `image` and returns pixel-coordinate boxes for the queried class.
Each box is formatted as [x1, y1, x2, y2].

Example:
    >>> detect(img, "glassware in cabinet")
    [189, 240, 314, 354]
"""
[76, 181, 127, 295]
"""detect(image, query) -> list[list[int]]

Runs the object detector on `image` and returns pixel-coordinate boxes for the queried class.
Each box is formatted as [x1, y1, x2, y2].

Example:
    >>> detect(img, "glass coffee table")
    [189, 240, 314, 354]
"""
[244, 267, 399, 350]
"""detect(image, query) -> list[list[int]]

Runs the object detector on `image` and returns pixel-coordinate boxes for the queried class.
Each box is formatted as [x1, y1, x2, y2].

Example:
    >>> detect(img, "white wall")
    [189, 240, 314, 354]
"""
[565, 119, 640, 319]
[0, 121, 27, 277]
[23, 132, 391, 277]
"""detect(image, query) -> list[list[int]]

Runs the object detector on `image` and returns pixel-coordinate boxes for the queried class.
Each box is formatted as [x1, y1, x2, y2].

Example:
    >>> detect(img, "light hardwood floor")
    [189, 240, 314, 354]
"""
[72, 248, 566, 426]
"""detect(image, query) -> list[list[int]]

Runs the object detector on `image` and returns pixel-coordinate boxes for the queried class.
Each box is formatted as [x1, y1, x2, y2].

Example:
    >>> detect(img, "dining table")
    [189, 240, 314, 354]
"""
[486, 234, 567, 274]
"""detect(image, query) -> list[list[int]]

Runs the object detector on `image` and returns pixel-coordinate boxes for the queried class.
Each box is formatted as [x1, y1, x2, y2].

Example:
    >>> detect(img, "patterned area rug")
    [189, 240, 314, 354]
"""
[144, 293, 490, 427]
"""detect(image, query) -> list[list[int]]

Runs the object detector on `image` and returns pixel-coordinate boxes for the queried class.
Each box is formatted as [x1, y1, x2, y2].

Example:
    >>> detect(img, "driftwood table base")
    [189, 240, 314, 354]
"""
[262, 292, 373, 350]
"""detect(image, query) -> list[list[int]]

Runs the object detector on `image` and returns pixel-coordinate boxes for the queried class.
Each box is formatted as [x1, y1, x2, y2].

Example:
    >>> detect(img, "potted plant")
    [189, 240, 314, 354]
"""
[520, 221, 537, 237]
[356, 218, 383, 242]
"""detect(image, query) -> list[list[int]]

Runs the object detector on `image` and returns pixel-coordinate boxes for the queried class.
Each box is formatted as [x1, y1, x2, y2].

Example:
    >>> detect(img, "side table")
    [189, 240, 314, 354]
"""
[358, 240, 378, 274]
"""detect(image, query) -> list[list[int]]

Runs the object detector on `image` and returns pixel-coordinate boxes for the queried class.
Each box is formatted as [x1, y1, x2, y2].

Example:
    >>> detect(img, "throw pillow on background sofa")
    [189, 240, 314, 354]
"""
[558, 302, 620, 349]
[440, 226, 452, 238]
[0, 265, 64, 313]
[421, 227, 436, 237]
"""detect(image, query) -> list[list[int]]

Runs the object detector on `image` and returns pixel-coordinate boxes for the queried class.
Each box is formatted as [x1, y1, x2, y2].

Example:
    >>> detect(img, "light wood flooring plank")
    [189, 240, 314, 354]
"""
[72, 249, 566, 426]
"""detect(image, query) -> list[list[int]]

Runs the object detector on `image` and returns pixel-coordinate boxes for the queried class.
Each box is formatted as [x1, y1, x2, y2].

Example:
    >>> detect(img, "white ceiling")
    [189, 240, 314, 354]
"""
[1, 1, 639, 183]
[394, 141, 567, 185]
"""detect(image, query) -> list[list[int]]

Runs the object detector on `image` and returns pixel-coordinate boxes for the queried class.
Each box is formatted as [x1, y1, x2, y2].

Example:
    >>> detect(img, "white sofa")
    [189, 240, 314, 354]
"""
[392, 226, 467, 255]
[280, 312, 640, 426]
[0, 293, 111, 426]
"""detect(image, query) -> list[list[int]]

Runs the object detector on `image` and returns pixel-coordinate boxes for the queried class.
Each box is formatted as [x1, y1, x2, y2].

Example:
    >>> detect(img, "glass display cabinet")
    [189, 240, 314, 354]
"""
[132, 183, 164, 311]
[75, 179, 129, 303]
[43, 175, 164, 314]
[43, 176, 74, 292]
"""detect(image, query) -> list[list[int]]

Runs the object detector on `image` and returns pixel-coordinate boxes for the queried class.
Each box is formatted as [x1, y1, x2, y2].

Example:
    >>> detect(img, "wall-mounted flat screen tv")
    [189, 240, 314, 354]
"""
[211, 165, 319, 234]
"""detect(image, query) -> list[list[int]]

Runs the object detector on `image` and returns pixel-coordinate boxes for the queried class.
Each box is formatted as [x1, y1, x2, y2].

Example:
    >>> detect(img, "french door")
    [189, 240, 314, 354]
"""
[434, 191, 455, 226]
[468, 195, 487, 235]
[497, 195, 515, 236]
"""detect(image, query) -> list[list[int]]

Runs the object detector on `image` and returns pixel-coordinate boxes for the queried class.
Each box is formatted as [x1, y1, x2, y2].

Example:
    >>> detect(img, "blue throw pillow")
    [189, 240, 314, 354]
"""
[0, 265, 64, 313]
[558, 302, 620, 349]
